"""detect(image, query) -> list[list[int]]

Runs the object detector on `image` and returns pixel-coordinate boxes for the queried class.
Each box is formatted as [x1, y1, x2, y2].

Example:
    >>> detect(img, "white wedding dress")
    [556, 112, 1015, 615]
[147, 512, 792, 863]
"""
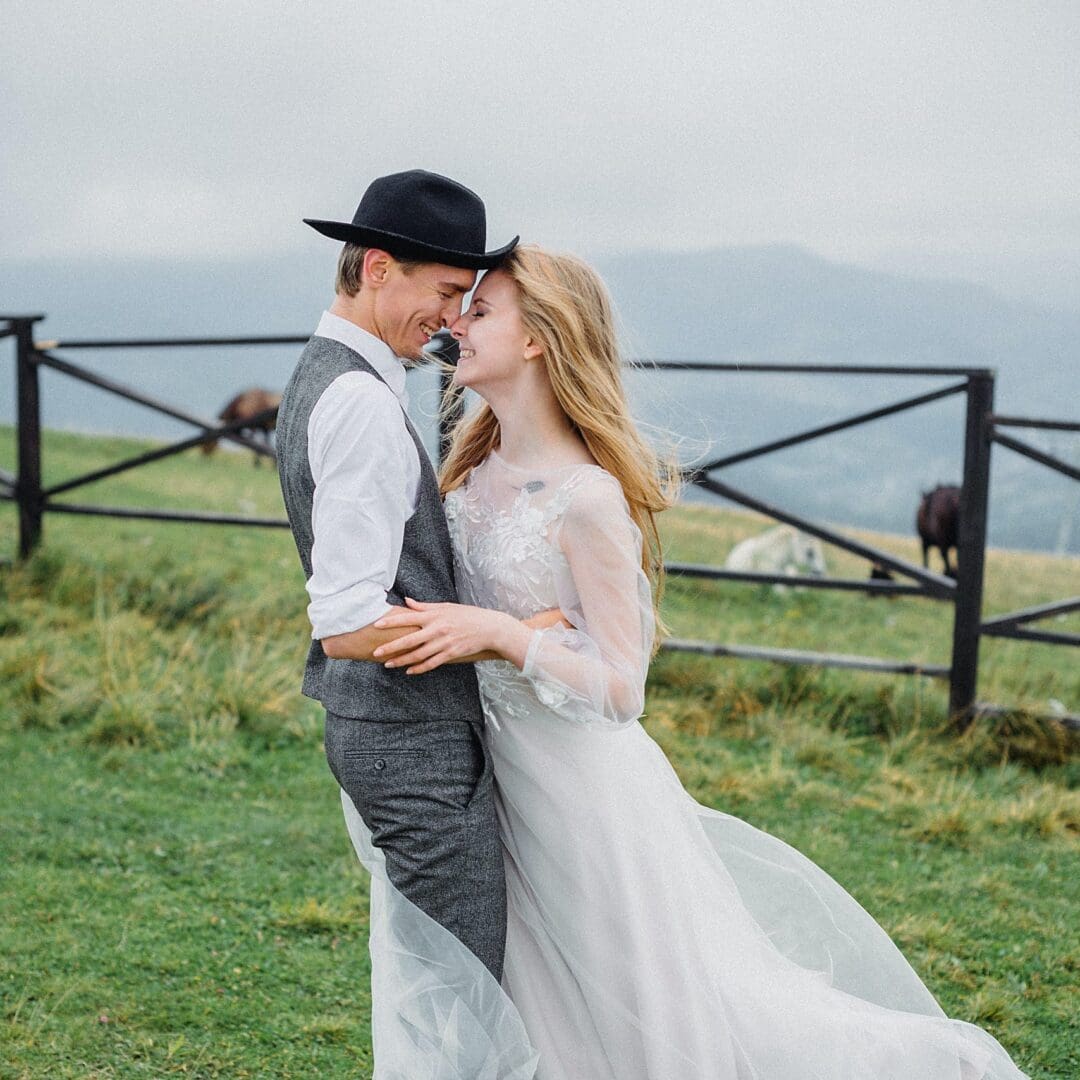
[338, 452, 1029, 1079]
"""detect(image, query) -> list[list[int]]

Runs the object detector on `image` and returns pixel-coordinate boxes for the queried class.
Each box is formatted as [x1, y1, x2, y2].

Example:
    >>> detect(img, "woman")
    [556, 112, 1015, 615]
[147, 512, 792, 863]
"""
[362, 246, 1028, 1078]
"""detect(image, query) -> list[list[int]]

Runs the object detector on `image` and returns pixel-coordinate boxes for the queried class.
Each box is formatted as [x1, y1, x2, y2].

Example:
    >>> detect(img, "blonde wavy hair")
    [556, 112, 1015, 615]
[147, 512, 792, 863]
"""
[439, 244, 680, 642]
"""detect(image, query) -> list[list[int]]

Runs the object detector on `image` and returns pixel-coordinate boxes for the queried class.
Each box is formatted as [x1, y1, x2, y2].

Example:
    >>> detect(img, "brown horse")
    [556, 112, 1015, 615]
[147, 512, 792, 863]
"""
[916, 485, 960, 578]
[202, 388, 282, 465]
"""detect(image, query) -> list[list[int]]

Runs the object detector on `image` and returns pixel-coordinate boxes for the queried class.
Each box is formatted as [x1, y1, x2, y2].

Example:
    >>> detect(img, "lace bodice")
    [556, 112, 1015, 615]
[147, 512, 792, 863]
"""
[445, 453, 585, 619]
[444, 453, 654, 729]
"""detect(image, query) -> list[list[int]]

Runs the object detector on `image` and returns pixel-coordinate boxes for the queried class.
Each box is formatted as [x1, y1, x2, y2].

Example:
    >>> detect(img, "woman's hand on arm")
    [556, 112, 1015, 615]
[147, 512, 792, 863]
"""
[369, 598, 568, 675]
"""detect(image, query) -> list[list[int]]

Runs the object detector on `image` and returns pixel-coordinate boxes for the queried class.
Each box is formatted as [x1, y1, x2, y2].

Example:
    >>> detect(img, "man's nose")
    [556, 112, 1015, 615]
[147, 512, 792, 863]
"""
[441, 296, 467, 327]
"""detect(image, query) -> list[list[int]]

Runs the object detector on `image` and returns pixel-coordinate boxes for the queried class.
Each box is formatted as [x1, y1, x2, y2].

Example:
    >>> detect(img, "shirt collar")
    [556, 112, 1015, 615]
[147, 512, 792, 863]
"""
[315, 310, 409, 407]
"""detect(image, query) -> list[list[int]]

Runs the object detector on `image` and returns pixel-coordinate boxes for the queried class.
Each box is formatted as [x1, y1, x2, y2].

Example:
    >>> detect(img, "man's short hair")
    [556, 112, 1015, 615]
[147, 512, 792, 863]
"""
[335, 243, 426, 297]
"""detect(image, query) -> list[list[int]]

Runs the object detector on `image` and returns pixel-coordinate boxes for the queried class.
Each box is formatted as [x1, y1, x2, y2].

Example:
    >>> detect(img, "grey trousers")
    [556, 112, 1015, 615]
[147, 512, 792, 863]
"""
[324, 714, 507, 981]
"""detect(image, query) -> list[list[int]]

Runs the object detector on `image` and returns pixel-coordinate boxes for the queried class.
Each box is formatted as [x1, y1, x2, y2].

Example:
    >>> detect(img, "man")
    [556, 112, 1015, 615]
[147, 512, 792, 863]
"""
[275, 170, 519, 980]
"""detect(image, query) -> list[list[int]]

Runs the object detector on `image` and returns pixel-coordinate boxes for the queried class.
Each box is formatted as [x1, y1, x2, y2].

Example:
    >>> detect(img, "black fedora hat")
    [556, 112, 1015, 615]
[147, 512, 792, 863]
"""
[303, 170, 518, 270]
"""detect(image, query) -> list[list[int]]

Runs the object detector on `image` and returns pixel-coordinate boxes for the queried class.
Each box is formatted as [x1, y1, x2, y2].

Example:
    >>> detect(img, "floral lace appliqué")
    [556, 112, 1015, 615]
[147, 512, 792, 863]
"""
[444, 465, 601, 727]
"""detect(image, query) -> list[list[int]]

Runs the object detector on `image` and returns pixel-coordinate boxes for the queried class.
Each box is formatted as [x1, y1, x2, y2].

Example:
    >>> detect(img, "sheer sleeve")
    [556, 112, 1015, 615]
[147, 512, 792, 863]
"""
[520, 471, 653, 730]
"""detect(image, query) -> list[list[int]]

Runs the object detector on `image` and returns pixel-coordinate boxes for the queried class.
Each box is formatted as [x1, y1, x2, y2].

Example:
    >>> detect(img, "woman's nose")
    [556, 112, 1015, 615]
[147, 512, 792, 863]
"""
[449, 313, 469, 339]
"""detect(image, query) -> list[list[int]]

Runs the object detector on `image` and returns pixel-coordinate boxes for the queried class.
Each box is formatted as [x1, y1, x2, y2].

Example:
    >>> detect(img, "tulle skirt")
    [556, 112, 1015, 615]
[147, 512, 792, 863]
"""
[339, 704, 1028, 1079]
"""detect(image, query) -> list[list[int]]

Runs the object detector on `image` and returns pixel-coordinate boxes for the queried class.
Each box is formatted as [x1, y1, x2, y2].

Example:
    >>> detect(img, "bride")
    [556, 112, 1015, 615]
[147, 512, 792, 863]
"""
[352, 245, 1028, 1078]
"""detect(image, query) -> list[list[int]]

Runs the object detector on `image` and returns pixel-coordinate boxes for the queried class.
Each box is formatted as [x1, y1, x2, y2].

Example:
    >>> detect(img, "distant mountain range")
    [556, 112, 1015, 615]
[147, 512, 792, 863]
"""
[600, 245, 1080, 407]
[1, 246, 1077, 553]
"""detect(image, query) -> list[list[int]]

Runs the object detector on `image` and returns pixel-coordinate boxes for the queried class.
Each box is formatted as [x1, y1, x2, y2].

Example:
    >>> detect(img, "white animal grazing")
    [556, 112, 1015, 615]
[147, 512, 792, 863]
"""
[723, 526, 827, 591]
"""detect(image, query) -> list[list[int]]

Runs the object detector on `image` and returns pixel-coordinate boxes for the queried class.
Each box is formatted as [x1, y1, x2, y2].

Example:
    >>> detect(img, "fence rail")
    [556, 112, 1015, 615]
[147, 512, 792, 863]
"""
[978, 415, 1080, 668]
[3, 313, 1077, 727]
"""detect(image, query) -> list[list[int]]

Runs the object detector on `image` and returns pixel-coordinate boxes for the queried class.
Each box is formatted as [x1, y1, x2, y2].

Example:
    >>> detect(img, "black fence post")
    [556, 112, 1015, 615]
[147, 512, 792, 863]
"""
[948, 371, 995, 725]
[12, 316, 46, 558]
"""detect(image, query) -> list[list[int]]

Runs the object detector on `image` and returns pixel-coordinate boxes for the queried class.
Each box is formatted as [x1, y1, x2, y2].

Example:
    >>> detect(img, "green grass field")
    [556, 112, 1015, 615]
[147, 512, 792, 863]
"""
[1, 428, 1077, 1078]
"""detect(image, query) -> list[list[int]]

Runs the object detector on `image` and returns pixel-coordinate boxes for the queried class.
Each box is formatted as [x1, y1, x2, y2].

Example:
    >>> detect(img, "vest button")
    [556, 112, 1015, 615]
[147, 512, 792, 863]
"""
[373, 759, 386, 770]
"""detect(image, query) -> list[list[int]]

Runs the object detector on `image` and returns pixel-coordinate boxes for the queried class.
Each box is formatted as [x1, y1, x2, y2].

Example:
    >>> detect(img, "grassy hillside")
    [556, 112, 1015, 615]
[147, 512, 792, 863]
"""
[0, 428, 1076, 1078]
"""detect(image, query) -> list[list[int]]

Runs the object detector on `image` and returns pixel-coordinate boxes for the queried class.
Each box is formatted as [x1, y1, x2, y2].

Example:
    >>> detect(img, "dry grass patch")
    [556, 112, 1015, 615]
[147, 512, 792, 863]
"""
[988, 786, 1080, 839]
[890, 912, 961, 953]
[272, 894, 369, 936]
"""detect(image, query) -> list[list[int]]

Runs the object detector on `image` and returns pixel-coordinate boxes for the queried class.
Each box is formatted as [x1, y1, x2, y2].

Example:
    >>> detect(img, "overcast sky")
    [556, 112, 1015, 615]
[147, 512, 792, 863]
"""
[3, 1, 1078, 306]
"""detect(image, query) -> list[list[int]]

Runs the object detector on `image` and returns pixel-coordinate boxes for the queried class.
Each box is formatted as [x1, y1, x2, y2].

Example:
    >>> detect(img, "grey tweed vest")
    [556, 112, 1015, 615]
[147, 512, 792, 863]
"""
[276, 334, 483, 723]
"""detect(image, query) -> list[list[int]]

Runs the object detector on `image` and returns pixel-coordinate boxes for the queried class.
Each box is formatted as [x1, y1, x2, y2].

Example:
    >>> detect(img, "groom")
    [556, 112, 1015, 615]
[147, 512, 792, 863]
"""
[276, 170, 518, 978]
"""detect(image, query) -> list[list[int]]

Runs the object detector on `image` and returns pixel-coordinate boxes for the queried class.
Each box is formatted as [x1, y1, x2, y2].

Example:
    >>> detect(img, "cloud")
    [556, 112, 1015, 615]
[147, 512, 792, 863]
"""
[2, 0, 1078, 289]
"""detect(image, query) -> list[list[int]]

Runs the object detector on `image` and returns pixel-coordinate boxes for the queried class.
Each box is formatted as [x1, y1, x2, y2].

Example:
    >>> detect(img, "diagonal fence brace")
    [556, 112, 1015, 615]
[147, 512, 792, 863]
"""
[691, 472, 957, 597]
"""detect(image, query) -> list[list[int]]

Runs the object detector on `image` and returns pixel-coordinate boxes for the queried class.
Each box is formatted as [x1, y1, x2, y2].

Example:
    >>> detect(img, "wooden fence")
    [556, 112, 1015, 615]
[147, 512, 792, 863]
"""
[2, 313, 1076, 727]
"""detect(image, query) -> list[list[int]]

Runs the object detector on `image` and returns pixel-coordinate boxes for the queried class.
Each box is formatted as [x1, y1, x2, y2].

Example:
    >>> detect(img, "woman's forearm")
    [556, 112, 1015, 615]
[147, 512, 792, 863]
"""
[438, 609, 567, 666]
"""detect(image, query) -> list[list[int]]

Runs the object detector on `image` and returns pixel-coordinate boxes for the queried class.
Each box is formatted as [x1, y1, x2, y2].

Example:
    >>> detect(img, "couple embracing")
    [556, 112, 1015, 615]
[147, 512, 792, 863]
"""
[277, 171, 1027, 1079]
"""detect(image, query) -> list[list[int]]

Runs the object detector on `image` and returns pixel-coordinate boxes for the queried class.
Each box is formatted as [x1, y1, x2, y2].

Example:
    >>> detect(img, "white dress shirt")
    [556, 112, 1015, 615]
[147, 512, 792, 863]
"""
[305, 311, 422, 639]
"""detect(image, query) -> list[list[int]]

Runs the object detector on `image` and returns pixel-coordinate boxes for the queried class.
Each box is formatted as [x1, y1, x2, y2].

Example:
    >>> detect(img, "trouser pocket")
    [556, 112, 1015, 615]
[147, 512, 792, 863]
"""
[325, 717, 486, 817]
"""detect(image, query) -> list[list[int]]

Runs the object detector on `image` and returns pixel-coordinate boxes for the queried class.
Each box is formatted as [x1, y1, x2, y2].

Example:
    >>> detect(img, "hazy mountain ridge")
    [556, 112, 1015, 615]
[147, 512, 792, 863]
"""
[599, 245, 1080, 411]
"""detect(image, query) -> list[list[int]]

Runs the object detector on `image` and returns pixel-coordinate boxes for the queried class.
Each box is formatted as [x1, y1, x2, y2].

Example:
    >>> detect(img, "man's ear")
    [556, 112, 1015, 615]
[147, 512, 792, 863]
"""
[363, 248, 393, 288]
[523, 337, 543, 361]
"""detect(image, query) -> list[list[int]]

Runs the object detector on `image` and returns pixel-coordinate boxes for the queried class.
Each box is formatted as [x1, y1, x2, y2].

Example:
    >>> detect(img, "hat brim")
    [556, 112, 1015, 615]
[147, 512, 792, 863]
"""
[302, 219, 518, 270]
